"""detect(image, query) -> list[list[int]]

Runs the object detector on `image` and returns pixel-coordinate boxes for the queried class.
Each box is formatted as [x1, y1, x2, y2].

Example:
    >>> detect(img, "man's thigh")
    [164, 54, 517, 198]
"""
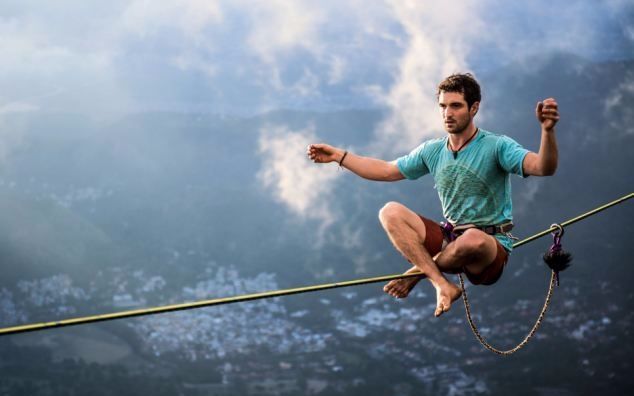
[416, 215, 444, 257]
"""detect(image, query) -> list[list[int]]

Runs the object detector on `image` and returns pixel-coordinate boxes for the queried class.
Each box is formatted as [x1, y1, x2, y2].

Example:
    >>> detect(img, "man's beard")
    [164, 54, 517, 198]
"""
[446, 115, 472, 134]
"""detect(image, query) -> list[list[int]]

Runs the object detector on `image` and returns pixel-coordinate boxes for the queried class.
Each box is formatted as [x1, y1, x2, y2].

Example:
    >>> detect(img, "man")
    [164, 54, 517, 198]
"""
[307, 73, 559, 317]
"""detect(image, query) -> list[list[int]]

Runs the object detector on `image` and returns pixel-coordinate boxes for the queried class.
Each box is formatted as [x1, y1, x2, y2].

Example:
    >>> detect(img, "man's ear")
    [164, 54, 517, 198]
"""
[470, 102, 480, 116]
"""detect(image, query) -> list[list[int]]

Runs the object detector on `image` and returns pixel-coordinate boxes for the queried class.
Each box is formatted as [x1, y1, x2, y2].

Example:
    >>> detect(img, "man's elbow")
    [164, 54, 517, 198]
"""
[382, 171, 405, 182]
[540, 164, 557, 176]
[527, 164, 557, 176]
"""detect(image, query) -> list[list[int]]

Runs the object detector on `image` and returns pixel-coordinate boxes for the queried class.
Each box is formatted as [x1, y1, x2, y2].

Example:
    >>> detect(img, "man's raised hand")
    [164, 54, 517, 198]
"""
[536, 98, 560, 131]
[307, 143, 341, 164]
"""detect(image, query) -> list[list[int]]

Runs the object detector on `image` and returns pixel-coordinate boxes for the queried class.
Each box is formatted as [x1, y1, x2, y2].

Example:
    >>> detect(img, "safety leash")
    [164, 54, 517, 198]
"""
[458, 193, 631, 355]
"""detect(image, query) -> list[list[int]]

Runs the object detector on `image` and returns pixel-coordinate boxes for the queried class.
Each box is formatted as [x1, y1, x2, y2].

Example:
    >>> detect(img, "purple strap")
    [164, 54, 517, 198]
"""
[440, 221, 457, 242]
[547, 225, 565, 286]
[549, 234, 562, 254]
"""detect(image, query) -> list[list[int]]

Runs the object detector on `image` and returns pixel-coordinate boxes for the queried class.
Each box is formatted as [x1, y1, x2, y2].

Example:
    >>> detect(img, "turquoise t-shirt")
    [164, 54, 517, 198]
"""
[396, 129, 529, 252]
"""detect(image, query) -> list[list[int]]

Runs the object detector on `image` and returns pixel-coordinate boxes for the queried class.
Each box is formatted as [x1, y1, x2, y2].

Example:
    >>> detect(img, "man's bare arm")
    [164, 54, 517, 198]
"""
[307, 143, 404, 182]
[523, 97, 559, 176]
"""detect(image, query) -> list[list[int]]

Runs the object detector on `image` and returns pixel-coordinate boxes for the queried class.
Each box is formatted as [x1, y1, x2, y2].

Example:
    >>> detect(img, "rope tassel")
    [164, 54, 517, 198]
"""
[542, 223, 572, 286]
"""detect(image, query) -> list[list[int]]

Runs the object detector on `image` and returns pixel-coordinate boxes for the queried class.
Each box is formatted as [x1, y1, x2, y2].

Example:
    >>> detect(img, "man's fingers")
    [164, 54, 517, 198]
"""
[307, 143, 340, 164]
[542, 98, 558, 109]
[537, 100, 559, 116]
[534, 98, 559, 130]
[307, 145, 319, 162]
[538, 98, 558, 110]
[536, 101, 544, 111]
[307, 143, 329, 163]
[541, 105, 559, 116]
[536, 102, 544, 118]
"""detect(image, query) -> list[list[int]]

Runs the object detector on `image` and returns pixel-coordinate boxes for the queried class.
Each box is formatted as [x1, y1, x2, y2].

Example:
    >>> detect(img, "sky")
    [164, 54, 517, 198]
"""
[1, 0, 633, 232]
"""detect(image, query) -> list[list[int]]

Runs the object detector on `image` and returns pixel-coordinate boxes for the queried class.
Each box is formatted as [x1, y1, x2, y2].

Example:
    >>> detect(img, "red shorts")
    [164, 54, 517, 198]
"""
[419, 215, 509, 285]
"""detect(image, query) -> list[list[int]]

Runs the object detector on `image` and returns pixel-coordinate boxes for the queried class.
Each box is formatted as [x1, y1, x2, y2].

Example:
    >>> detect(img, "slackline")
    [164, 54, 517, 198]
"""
[0, 192, 631, 337]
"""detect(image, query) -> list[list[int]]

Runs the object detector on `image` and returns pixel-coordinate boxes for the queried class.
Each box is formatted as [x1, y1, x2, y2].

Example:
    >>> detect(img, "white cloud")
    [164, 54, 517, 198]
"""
[122, 0, 337, 99]
[0, 14, 126, 115]
[170, 52, 217, 77]
[122, 0, 223, 42]
[369, 0, 481, 155]
[257, 124, 342, 240]
[327, 56, 346, 85]
[244, 0, 324, 63]
[604, 72, 634, 135]
[0, 19, 113, 81]
[283, 68, 320, 97]
[0, 102, 38, 115]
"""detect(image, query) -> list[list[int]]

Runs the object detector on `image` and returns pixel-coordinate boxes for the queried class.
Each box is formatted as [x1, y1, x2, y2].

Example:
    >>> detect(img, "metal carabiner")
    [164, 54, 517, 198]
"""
[550, 223, 564, 239]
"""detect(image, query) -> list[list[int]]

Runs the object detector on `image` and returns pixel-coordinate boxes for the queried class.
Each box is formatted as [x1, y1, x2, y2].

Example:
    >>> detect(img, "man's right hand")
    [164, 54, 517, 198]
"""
[307, 143, 344, 164]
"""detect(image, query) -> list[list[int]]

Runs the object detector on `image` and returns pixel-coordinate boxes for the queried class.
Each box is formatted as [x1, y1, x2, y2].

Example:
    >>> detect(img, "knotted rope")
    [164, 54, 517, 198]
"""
[457, 193, 631, 355]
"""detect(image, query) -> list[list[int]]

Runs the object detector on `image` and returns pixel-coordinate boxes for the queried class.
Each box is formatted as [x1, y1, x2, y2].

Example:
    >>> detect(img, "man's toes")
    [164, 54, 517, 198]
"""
[434, 304, 447, 317]
[384, 279, 415, 300]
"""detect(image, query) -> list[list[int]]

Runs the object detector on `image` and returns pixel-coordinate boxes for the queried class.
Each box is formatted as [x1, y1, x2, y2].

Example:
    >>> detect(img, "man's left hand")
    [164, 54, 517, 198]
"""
[536, 98, 559, 131]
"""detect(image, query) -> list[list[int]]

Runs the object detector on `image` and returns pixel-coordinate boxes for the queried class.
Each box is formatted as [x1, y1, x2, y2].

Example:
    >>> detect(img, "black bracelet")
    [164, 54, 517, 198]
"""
[339, 150, 348, 167]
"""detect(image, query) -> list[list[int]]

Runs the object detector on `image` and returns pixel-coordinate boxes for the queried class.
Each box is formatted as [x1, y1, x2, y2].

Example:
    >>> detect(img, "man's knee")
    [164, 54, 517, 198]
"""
[455, 230, 495, 258]
[378, 201, 406, 227]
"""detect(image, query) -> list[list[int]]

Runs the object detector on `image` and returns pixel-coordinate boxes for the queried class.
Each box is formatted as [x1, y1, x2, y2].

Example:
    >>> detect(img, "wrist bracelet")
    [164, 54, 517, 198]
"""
[339, 150, 348, 167]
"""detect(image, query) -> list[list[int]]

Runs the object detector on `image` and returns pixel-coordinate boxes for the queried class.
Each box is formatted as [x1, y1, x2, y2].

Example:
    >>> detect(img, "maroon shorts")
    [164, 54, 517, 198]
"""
[419, 215, 509, 286]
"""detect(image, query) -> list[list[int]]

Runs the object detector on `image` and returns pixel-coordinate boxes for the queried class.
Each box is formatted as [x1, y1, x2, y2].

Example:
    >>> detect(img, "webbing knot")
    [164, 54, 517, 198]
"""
[543, 223, 572, 286]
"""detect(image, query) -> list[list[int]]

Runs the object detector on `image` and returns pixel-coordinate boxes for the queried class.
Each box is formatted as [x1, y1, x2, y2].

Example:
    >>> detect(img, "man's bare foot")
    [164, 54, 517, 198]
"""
[434, 282, 462, 317]
[383, 276, 422, 299]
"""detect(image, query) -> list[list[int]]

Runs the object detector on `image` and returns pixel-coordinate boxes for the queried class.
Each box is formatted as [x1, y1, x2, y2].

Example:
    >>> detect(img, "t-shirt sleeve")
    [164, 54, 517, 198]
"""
[395, 142, 430, 180]
[496, 135, 530, 177]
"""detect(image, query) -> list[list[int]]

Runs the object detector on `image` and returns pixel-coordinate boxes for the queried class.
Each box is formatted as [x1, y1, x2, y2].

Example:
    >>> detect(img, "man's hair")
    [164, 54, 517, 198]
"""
[437, 73, 481, 109]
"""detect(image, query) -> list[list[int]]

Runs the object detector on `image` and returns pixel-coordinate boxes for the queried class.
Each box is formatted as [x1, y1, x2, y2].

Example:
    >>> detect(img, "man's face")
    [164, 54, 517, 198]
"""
[438, 91, 478, 134]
